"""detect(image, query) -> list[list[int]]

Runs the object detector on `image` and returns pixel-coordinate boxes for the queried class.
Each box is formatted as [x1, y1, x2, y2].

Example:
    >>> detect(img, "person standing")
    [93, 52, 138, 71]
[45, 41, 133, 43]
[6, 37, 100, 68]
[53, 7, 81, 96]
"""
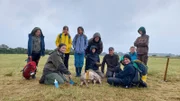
[129, 46, 137, 61]
[55, 26, 72, 69]
[101, 47, 121, 78]
[73, 26, 88, 77]
[134, 26, 149, 65]
[28, 27, 45, 79]
[86, 32, 103, 55]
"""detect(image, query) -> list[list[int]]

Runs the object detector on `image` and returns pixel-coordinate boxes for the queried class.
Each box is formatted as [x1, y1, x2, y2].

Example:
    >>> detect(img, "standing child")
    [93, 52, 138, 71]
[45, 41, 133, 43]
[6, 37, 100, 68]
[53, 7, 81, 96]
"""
[85, 46, 104, 78]
[28, 27, 45, 79]
[134, 26, 149, 65]
[55, 26, 72, 69]
[73, 27, 88, 77]
[129, 46, 137, 61]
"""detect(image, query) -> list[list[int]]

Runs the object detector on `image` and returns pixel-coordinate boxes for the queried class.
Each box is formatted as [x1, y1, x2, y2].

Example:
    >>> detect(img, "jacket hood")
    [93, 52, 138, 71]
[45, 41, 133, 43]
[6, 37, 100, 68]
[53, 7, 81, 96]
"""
[90, 46, 97, 54]
[30, 27, 44, 36]
[138, 27, 146, 35]
[93, 32, 101, 42]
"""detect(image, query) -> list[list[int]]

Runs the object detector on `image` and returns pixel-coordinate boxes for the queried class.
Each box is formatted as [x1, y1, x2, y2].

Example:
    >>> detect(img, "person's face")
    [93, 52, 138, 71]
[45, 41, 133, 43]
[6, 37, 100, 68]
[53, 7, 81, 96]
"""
[138, 31, 143, 35]
[94, 37, 100, 42]
[92, 48, 96, 53]
[130, 47, 136, 53]
[109, 49, 114, 55]
[35, 30, 41, 36]
[63, 28, 68, 34]
[124, 58, 130, 65]
[59, 45, 67, 53]
[78, 28, 83, 34]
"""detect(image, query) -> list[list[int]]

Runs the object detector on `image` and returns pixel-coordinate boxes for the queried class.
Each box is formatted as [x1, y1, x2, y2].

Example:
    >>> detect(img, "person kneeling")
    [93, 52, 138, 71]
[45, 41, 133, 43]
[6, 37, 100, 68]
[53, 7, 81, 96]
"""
[107, 54, 136, 88]
[39, 44, 71, 85]
[85, 46, 104, 78]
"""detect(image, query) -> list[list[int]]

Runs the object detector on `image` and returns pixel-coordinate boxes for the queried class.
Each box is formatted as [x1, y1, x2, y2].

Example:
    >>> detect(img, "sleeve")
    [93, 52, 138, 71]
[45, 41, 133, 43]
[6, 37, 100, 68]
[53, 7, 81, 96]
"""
[27, 35, 31, 56]
[52, 55, 71, 75]
[55, 34, 60, 47]
[84, 37, 88, 50]
[72, 35, 76, 49]
[101, 55, 106, 73]
[98, 42, 103, 54]
[42, 36, 45, 56]
[138, 36, 149, 47]
[85, 40, 91, 55]
[115, 66, 130, 78]
[85, 56, 90, 71]
[68, 36, 72, 50]
[134, 37, 139, 47]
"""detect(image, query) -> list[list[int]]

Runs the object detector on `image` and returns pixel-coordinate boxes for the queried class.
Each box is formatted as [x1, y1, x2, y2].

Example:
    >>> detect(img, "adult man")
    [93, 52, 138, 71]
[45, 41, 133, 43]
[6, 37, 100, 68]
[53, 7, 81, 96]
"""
[101, 47, 121, 77]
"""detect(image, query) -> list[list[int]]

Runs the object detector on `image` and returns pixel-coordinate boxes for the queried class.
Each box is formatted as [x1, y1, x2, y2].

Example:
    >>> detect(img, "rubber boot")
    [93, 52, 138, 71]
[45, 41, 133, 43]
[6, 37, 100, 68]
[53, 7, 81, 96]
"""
[79, 67, 82, 76]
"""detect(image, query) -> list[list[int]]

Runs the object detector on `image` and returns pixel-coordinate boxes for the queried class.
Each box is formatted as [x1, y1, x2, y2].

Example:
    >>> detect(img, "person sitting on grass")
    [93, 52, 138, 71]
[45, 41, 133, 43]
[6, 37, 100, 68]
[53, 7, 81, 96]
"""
[39, 43, 72, 85]
[107, 54, 136, 88]
[85, 46, 104, 78]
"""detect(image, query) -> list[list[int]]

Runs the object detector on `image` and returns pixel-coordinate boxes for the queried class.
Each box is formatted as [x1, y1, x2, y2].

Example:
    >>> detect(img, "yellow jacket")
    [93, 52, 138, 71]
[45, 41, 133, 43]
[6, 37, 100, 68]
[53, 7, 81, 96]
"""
[55, 33, 72, 53]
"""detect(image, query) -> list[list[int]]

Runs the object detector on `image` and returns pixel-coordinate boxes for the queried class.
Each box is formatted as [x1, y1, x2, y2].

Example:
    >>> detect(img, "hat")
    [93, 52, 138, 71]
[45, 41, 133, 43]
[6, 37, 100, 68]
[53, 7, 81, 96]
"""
[109, 47, 114, 51]
[90, 46, 97, 51]
[123, 54, 131, 61]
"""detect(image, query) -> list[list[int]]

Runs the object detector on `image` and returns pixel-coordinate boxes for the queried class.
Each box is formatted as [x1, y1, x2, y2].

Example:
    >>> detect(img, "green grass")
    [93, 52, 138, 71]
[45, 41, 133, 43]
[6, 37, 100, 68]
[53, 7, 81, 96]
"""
[0, 54, 180, 101]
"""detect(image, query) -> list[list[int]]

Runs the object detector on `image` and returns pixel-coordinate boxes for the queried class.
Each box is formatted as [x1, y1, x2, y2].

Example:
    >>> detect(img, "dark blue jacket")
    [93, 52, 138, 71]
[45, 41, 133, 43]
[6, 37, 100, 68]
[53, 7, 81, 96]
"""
[85, 52, 100, 71]
[28, 33, 45, 56]
[115, 63, 135, 86]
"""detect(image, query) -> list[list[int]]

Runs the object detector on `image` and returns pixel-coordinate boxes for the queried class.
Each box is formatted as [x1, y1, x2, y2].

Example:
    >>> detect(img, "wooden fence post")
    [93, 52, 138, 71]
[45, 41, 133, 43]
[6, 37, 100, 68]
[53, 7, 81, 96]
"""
[164, 57, 170, 81]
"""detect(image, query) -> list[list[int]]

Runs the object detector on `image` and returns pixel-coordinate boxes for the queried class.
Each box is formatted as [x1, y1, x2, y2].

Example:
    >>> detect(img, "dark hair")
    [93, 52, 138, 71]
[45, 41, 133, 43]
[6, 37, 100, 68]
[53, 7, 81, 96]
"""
[58, 43, 66, 48]
[77, 26, 84, 33]
[63, 26, 69, 31]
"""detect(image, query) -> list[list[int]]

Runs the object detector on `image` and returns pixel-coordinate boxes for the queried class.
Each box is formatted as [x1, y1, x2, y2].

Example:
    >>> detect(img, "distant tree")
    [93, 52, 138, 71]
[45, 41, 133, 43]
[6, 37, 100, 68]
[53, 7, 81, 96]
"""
[152, 55, 157, 57]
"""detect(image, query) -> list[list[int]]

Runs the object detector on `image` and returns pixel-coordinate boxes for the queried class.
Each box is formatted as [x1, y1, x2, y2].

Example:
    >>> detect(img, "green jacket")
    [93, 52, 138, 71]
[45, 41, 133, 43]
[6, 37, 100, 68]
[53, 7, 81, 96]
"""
[39, 49, 71, 83]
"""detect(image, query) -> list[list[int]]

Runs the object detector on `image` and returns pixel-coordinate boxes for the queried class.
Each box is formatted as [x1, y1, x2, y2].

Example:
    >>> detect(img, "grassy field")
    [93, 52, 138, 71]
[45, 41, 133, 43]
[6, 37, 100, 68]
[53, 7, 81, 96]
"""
[0, 54, 180, 101]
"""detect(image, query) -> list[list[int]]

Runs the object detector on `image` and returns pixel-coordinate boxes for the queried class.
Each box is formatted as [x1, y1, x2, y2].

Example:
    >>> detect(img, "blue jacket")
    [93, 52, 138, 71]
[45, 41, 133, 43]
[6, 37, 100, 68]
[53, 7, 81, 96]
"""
[115, 63, 136, 86]
[73, 34, 88, 54]
[28, 33, 45, 56]
[85, 52, 100, 71]
[129, 52, 137, 61]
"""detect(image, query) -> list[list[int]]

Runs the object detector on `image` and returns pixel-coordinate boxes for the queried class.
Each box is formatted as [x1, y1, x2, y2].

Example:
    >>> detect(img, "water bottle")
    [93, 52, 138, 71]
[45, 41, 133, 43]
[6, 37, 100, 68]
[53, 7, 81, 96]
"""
[54, 79, 59, 88]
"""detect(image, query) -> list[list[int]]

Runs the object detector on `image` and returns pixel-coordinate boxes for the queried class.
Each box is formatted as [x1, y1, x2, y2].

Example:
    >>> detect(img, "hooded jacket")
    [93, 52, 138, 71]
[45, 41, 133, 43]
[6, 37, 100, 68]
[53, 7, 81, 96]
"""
[55, 33, 72, 53]
[86, 32, 103, 55]
[134, 27, 149, 55]
[28, 27, 45, 56]
[85, 46, 100, 71]
[39, 49, 71, 83]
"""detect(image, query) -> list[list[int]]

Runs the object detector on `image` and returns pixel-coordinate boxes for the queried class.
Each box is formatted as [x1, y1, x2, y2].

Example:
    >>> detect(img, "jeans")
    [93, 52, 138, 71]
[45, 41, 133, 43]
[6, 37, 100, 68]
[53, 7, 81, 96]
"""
[107, 77, 124, 86]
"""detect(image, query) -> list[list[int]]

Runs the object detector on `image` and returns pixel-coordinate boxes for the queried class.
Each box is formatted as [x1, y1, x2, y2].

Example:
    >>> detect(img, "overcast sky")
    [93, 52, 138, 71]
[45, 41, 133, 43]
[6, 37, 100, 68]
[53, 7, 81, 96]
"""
[0, 0, 180, 54]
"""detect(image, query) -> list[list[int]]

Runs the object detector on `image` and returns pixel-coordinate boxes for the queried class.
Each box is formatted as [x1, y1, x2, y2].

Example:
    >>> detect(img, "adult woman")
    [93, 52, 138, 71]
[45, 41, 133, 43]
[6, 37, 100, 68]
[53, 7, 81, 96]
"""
[39, 44, 71, 85]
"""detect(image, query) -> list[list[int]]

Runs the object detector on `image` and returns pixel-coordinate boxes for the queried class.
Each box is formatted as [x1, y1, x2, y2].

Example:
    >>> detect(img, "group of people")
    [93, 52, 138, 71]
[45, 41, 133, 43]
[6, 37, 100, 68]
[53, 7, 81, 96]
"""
[27, 26, 149, 88]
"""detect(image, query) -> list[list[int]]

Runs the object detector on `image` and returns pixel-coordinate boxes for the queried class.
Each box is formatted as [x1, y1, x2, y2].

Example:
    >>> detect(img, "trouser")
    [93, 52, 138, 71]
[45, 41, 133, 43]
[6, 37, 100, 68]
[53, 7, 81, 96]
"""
[44, 73, 67, 85]
[106, 70, 115, 78]
[94, 70, 104, 78]
[74, 53, 85, 76]
[137, 54, 148, 65]
[31, 52, 41, 66]
[64, 53, 70, 69]
[107, 77, 124, 86]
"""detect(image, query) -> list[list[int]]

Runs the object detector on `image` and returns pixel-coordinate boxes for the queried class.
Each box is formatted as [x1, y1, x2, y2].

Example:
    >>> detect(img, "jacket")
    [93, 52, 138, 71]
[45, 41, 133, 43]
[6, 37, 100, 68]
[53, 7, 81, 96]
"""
[85, 51, 100, 71]
[129, 52, 137, 61]
[55, 33, 72, 53]
[28, 27, 45, 56]
[39, 49, 71, 83]
[73, 34, 88, 54]
[86, 32, 103, 55]
[101, 54, 120, 73]
[115, 62, 136, 86]
[134, 27, 149, 55]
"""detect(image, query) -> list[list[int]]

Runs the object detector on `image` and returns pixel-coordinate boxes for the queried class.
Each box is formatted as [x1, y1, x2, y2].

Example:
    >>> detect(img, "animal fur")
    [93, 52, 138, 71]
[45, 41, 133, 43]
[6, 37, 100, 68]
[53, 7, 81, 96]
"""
[80, 69, 102, 87]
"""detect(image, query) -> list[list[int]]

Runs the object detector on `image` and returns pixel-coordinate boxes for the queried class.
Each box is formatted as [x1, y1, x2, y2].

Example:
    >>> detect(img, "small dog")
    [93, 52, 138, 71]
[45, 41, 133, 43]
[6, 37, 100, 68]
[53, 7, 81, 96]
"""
[80, 69, 102, 87]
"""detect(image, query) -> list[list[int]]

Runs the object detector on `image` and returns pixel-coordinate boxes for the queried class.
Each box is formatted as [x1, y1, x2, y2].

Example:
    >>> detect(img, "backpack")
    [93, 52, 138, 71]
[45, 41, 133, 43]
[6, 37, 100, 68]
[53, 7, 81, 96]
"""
[22, 60, 37, 79]
[59, 33, 71, 43]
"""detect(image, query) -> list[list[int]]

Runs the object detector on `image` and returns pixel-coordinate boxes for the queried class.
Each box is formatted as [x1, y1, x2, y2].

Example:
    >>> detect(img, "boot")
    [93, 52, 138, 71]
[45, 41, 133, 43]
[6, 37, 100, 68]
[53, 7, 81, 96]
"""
[79, 67, 82, 76]
[75, 67, 79, 77]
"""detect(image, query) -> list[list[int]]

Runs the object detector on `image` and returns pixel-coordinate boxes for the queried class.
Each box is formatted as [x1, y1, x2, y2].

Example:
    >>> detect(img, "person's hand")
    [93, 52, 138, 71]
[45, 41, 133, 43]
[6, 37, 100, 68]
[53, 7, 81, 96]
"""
[96, 62, 102, 67]
[68, 75, 72, 79]
[29, 56, 32, 59]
